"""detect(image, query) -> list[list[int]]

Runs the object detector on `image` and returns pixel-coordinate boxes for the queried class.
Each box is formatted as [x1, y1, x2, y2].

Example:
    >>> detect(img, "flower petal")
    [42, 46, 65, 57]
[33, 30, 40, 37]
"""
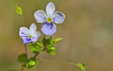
[34, 10, 47, 23]
[29, 23, 37, 35]
[41, 23, 56, 36]
[46, 2, 55, 17]
[19, 27, 29, 37]
[21, 37, 32, 43]
[52, 11, 65, 24]
[31, 31, 41, 42]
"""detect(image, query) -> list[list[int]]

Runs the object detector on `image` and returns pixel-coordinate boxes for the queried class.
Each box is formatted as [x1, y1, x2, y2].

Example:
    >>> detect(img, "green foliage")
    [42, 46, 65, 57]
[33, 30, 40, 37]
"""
[23, 57, 38, 69]
[51, 47, 56, 50]
[15, 5, 22, 15]
[77, 63, 85, 70]
[49, 41, 55, 46]
[29, 43, 42, 53]
[50, 51, 55, 56]
[43, 37, 56, 55]
[46, 50, 55, 56]
[37, 41, 43, 47]
[43, 38, 49, 46]
[48, 46, 56, 51]
[17, 53, 27, 63]
[54, 38, 62, 43]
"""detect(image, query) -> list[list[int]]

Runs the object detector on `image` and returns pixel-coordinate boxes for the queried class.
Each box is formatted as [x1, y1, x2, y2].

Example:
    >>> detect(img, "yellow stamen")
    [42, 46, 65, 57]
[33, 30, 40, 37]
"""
[27, 35, 32, 39]
[47, 17, 52, 23]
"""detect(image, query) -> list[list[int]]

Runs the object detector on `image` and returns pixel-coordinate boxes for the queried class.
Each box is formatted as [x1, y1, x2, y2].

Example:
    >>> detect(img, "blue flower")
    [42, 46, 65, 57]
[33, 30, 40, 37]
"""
[34, 2, 65, 36]
[19, 23, 41, 43]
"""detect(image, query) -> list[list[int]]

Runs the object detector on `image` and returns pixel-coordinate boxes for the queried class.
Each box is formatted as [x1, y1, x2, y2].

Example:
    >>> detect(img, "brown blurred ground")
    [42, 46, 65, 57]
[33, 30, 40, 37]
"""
[0, 0, 113, 71]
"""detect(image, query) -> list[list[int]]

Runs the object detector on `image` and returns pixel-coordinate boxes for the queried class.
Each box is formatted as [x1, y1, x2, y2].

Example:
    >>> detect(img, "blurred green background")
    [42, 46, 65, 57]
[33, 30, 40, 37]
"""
[0, 0, 113, 71]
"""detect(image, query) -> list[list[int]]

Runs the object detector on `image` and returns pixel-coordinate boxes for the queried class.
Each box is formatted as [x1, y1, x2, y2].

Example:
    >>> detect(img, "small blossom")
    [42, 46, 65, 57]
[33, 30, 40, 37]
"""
[34, 2, 65, 36]
[19, 23, 41, 43]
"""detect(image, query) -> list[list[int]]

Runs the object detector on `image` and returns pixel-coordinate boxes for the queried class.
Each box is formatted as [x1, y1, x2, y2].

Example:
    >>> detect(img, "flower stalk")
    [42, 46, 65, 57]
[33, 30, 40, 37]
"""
[21, 15, 25, 24]
[20, 67, 24, 71]
[24, 44, 28, 59]
[37, 58, 77, 65]
[34, 35, 46, 59]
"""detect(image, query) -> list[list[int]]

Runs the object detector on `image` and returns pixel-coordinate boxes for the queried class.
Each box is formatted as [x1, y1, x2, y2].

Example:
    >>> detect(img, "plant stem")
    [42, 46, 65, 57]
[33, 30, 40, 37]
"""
[20, 15, 27, 71]
[34, 35, 46, 59]
[20, 67, 24, 71]
[34, 45, 46, 59]
[21, 15, 25, 24]
[37, 58, 77, 65]
[20, 15, 28, 58]
[20, 35, 46, 71]
[43, 35, 46, 39]
[24, 44, 28, 58]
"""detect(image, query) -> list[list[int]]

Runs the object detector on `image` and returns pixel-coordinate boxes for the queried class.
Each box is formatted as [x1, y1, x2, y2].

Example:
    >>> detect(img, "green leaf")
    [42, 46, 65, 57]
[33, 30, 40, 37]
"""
[54, 38, 62, 43]
[77, 63, 85, 70]
[43, 37, 54, 46]
[47, 45, 52, 49]
[50, 51, 55, 56]
[15, 5, 22, 15]
[49, 37, 52, 42]
[22, 63, 26, 68]
[17, 53, 27, 63]
[25, 57, 38, 69]
[37, 41, 43, 47]
[40, 51, 43, 53]
[47, 45, 56, 50]
[49, 41, 55, 46]
[29, 43, 41, 53]
[43, 38, 48, 46]
[51, 47, 56, 50]
[81, 67, 85, 70]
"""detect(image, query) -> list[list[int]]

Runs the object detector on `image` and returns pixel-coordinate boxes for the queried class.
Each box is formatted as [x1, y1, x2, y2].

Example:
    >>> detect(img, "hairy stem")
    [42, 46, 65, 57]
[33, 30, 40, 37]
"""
[24, 44, 28, 59]
[20, 15, 28, 57]
[34, 35, 46, 59]
[34, 45, 46, 59]
[20, 67, 24, 71]
[21, 15, 25, 24]
[37, 58, 77, 65]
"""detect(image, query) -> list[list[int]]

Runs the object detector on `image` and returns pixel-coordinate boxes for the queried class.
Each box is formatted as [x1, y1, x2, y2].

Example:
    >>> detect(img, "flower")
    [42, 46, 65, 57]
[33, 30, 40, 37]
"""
[34, 2, 65, 36]
[19, 23, 41, 43]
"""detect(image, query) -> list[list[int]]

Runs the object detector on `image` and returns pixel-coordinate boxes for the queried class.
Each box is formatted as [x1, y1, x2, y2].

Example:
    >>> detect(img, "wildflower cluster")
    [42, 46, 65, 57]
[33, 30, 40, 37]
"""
[16, 2, 86, 71]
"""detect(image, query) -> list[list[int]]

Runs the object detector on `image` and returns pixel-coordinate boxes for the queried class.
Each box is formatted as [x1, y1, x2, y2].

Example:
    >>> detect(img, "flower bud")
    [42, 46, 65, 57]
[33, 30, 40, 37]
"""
[37, 41, 43, 47]
[51, 47, 56, 50]
[54, 38, 63, 43]
[15, 5, 22, 15]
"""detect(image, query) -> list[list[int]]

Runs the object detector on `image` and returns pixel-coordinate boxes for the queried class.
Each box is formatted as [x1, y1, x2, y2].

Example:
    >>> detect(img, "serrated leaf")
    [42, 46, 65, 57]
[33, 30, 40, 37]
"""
[17, 53, 27, 63]
[15, 5, 22, 15]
